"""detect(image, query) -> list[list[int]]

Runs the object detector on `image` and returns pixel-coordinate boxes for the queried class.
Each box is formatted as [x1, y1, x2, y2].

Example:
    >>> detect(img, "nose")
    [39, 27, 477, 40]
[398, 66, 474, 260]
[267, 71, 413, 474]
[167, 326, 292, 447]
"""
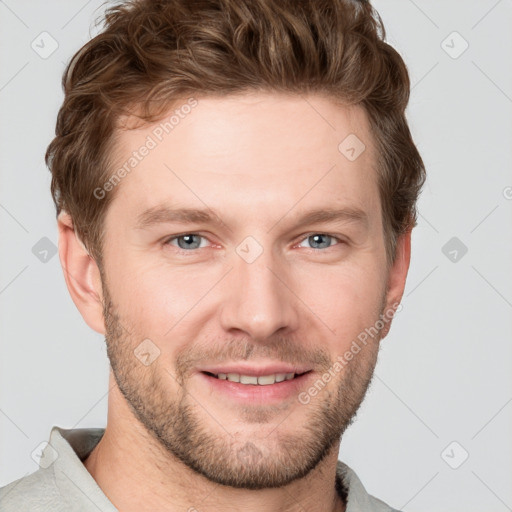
[219, 243, 299, 341]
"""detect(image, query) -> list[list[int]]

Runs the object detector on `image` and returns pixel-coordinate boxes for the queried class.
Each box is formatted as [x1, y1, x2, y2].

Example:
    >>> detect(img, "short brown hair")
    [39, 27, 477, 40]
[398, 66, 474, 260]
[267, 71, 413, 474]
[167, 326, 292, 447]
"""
[47, 0, 426, 266]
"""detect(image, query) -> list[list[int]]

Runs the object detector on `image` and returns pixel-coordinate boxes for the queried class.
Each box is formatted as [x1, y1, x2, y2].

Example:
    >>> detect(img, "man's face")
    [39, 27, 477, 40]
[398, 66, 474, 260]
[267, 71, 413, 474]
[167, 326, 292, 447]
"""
[98, 93, 396, 489]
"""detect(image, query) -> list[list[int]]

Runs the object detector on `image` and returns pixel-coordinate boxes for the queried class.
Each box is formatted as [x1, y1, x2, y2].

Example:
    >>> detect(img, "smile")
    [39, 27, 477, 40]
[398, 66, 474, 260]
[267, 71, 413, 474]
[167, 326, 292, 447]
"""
[202, 371, 311, 385]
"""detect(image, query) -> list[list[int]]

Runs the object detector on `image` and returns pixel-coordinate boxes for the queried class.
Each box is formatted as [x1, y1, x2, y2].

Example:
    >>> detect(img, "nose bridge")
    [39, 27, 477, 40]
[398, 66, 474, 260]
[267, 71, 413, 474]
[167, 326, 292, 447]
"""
[219, 237, 298, 339]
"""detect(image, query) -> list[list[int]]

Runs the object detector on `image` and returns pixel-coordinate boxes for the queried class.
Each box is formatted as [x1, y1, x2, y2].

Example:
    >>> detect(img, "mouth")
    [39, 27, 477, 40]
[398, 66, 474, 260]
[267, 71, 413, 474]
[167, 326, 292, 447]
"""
[197, 369, 314, 404]
[201, 370, 312, 386]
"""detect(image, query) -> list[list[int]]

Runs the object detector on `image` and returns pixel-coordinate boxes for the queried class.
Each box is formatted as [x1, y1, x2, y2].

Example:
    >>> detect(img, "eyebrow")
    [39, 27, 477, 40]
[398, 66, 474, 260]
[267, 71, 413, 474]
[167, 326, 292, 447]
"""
[135, 205, 368, 231]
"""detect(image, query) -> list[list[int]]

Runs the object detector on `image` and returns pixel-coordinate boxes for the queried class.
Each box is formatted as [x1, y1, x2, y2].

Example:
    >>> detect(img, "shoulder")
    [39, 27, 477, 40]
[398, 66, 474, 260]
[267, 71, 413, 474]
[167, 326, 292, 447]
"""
[0, 467, 67, 511]
[336, 460, 403, 512]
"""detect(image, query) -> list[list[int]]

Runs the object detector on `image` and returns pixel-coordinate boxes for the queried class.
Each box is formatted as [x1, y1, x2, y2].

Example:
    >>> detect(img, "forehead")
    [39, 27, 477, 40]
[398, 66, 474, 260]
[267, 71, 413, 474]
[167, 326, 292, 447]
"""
[107, 92, 380, 229]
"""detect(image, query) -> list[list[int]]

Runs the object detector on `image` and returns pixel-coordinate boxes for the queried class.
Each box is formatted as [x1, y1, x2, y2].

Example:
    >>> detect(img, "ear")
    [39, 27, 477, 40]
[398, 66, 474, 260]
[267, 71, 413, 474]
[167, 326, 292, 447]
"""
[57, 211, 105, 334]
[380, 229, 412, 339]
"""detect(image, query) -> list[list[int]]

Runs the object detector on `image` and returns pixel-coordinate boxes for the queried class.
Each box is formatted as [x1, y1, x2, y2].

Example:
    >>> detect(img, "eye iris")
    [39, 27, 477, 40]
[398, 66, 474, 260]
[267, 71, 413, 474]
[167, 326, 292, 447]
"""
[309, 234, 331, 249]
[177, 234, 201, 250]
[174, 235, 334, 250]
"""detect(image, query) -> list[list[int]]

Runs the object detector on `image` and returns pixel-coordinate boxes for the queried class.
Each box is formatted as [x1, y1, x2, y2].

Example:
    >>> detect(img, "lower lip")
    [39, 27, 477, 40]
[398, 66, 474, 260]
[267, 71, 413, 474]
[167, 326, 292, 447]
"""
[197, 371, 314, 403]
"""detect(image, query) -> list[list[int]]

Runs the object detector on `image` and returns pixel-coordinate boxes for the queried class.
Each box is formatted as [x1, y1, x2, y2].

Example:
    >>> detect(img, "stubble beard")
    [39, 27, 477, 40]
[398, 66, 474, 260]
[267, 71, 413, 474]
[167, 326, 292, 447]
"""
[101, 278, 384, 490]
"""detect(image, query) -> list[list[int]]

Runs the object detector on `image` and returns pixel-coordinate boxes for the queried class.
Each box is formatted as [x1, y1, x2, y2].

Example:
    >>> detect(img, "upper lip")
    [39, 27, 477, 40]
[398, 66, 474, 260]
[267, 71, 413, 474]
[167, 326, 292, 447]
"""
[197, 363, 313, 377]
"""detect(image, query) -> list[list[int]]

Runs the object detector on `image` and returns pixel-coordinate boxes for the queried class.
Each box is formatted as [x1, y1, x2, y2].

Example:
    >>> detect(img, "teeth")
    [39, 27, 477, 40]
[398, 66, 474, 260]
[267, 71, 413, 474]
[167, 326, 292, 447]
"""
[240, 375, 258, 385]
[213, 372, 299, 385]
[257, 374, 276, 386]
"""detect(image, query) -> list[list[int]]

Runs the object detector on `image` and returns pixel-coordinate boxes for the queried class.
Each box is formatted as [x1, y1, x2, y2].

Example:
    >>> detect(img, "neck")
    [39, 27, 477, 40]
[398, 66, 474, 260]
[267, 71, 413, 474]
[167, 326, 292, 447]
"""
[84, 374, 346, 512]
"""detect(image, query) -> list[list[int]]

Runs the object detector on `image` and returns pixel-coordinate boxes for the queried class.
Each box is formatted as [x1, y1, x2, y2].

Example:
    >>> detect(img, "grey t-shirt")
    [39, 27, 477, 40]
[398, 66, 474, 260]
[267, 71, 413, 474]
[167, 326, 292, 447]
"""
[0, 426, 402, 511]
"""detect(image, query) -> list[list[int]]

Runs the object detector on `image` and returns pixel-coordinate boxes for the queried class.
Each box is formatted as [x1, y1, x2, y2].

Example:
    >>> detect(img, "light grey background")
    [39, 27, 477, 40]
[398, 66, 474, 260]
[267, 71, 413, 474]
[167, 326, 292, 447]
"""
[1, 1, 511, 510]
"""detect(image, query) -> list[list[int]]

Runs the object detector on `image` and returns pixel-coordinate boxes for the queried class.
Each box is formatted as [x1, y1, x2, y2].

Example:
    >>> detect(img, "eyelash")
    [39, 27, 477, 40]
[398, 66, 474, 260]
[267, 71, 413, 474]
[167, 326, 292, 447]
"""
[163, 232, 345, 255]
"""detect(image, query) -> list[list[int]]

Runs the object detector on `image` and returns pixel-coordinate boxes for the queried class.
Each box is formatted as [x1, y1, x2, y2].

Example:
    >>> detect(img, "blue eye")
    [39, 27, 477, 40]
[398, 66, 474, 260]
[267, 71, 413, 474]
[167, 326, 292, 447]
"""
[298, 234, 341, 250]
[167, 234, 207, 250]
[164, 232, 343, 254]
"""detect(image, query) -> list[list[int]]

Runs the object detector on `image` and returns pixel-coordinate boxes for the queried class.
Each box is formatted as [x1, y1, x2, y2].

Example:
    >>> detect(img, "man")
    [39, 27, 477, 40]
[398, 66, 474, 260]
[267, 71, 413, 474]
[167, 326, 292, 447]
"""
[0, 0, 425, 510]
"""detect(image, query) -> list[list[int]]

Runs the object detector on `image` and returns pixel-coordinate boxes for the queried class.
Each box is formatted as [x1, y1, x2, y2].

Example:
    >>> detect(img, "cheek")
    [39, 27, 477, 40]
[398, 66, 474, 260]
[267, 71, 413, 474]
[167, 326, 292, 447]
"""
[105, 262, 162, 330]
[109, 260, 210, 340]
[293, 261, 385, 346]
[105, 239, 387, 348]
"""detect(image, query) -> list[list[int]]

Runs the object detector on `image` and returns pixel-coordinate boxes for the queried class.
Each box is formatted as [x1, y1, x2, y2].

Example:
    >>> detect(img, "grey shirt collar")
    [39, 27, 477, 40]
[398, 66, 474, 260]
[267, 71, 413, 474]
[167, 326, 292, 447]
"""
[35, 426, 400, 512]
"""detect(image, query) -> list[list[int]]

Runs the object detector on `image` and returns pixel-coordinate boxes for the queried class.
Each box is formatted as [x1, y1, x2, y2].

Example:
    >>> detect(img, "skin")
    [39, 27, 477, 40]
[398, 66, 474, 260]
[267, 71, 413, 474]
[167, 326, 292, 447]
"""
[57, 92, 411, 512]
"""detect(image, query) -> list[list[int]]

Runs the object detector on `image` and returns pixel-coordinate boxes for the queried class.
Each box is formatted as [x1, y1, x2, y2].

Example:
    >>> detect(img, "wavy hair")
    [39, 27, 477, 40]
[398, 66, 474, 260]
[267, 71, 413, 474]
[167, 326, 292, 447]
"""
[46, 0, 426, 265]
